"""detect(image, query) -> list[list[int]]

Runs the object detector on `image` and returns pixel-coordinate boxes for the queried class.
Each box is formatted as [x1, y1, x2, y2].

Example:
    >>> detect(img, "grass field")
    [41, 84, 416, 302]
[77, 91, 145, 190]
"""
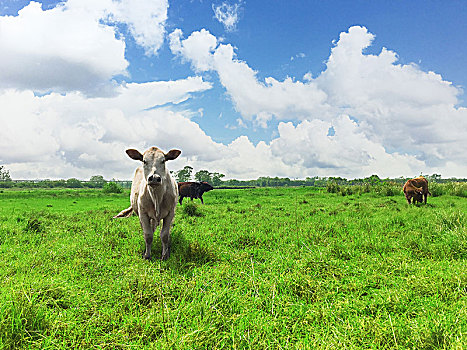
[0, 187, 466, 349]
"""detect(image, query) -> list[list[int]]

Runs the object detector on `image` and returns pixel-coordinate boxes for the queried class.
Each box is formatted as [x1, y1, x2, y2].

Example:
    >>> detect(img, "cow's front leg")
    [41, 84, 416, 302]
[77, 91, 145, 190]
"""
[160, 211, 174, 260]
[405, 195, 411, 204]
[140, 213, 156, 260]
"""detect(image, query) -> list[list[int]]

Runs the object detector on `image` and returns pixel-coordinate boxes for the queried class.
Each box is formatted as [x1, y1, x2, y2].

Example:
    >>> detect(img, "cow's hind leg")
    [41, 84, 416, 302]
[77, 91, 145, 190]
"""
[140, 213, 156, 260]
[160, 211, 174, 260]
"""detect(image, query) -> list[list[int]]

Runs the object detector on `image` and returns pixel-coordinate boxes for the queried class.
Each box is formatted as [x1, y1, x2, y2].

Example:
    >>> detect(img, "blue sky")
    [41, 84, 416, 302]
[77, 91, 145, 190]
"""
[128, 0, 467, 144]
[0, 0, 466, 180]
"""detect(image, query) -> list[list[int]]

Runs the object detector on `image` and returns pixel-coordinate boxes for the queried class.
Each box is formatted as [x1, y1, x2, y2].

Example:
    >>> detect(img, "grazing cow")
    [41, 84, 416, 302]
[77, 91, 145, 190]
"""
[114, 147, 181, 260]
[178, 181, 214, 205]
[403, 176, 431, 204]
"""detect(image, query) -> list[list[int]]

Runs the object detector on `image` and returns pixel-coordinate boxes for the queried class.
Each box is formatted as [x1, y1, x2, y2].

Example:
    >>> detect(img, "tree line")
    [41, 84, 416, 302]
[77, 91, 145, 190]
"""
[1, 165, 466, 189]
[0, 172, 119, 189]
[173, 166, 225, 185]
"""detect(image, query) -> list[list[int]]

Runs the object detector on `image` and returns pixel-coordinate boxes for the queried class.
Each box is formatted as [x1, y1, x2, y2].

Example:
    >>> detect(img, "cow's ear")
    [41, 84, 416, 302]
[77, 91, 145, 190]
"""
[126, 149, 144, 162]
[165, 149, 181, 161]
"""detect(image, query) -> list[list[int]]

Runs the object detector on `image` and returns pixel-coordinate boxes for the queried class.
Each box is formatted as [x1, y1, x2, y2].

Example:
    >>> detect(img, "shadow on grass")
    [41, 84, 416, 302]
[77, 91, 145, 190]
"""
[147, 231, 217, 272]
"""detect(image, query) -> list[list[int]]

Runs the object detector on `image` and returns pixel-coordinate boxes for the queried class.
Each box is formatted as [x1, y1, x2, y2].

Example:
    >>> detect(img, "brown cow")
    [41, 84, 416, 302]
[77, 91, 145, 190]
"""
[178, 181, 214, 205]
[403, 176, 431, 204]
[114, 147, 181, 260]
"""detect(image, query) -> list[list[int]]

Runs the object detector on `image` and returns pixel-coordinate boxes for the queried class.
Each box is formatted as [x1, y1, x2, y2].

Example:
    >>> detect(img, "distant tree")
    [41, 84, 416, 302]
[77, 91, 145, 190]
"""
[103, 182, 123, 194]
[211, 172, 225, 186]
[426, 174, 442, 183]
[313, 177, 327, 187]
[305, 177, 317, 186]
[89, 175, 106, 188]
[328, 177, 348, 185]
[194, 170, 212, 183]
[0, 166, 13, 188]
[0, 165, 11, 181]
[55, 180, 67, 187]
[175, 166, 193, 182]
[65, 178, 83, 188]
[364, 174, 381, 184]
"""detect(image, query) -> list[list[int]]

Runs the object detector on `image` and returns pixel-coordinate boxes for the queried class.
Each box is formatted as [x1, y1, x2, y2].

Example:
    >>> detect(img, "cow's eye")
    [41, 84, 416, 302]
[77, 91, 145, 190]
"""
[143, 160, 147, 165]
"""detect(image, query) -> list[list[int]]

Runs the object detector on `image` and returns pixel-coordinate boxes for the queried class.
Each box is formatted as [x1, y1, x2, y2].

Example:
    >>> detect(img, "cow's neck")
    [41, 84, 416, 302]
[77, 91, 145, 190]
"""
[147, 181, 167, 220]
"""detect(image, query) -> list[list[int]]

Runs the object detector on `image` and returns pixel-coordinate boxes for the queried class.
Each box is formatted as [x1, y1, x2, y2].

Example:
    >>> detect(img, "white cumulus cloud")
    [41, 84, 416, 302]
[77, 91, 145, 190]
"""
[169, 29, 330, 126]
[0, 0, 169, 95]
[0, 1, 127, 95]
[169, 26, 467, 178]
[169, 29, 218, 73]
[2, 6, 467, 181]
[105, 0, 168, 56]
[212, 1, 242, 32]
[0, 77, 215, 179]
[316, 26, 467, 168]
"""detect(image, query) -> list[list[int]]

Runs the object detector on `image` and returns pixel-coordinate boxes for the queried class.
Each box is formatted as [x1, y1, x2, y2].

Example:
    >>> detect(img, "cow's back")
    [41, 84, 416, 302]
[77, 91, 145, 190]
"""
[403, 176, 430, 204]
[178, 182, 198, 197]
[404, 177, 425, 192]
[411, 177, 429, 193]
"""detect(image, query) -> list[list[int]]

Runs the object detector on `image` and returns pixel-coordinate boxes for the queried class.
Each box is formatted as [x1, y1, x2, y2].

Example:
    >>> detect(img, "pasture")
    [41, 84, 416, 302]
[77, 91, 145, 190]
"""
[0, 187, 466, 349]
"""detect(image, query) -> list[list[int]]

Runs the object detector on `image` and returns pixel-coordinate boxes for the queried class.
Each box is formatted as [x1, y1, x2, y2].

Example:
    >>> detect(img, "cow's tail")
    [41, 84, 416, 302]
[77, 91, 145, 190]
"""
[113, 206, 134, 218]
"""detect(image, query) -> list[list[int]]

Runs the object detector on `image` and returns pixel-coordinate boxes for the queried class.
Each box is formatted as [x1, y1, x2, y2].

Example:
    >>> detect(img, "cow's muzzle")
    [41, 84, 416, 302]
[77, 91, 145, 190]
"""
[148, 174, 162, 186]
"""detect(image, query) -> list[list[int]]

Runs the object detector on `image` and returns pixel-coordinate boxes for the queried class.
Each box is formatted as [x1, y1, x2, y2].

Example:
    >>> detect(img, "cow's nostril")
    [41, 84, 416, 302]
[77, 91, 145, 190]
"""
[148, 175, 161, 184]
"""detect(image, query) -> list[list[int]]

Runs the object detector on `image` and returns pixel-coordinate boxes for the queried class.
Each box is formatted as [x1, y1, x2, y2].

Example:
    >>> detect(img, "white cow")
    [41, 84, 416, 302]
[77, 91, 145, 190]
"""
[114, 146, 181, 260]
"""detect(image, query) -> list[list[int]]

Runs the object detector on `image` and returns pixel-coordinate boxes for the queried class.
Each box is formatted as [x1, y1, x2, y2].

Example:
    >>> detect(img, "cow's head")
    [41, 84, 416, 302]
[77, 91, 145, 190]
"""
[414, 190, 423, 203]
[126, 147, 181, 187]
[200, 182, 214, 192]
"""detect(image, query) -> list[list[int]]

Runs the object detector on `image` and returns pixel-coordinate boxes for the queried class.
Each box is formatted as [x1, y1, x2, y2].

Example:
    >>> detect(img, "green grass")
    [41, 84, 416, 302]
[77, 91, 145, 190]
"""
[0, 187, 466, 349]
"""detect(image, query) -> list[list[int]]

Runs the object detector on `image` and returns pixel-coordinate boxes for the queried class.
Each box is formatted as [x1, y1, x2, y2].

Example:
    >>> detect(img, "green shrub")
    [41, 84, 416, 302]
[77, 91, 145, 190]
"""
[449, 182, 467, 197]
[102, 182, 123, 194]
[0, 181, 14, 188]
[326, 181, 340, 193]
[431, 182, 467, 197]
[339, 186, 355, 196]
[182, 202, 203, 217]
[375, 182, 400, 196]
[353, 183, 371, 195]
[429, 182, 444, 197]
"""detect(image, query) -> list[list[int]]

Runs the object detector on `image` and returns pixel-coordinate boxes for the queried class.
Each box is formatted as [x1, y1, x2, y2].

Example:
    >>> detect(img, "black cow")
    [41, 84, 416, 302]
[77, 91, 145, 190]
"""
[178, 181, 214, 205]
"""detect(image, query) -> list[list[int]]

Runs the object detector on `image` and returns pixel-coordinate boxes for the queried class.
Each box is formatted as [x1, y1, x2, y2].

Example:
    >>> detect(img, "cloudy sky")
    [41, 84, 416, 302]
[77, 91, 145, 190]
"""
[0, 0, 466, 180]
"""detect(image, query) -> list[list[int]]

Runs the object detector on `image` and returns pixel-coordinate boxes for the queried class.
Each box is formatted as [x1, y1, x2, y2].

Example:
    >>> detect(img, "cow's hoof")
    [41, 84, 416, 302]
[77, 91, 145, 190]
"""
[161, 247, 171, 261]
[143, 254, 151, 260]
